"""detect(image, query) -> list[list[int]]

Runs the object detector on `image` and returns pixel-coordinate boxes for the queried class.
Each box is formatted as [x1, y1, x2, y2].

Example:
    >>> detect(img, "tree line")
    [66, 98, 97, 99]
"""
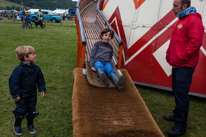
[3, 0, 77, 10]
[0, 6, 22, 11]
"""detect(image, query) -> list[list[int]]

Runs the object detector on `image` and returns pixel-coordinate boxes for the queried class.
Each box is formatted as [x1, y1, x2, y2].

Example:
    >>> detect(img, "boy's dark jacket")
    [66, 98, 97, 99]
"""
[9, 62, 46, 98]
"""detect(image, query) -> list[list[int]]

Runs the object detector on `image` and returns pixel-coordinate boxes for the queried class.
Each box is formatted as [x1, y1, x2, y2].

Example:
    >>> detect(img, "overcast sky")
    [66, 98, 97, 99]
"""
[72, 0, 78, 1]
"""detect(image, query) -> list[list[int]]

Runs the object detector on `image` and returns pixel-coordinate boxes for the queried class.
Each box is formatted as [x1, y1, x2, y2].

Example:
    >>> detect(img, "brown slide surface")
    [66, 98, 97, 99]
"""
[72, 68, 164, 137]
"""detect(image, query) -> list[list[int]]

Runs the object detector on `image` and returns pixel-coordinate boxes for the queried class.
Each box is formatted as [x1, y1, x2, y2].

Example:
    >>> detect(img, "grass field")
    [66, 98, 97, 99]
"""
[0, 21, 76, 136]
[0, 22, 205, 137]
[0, 0, 30, 9]
[0, 17, 75, 27]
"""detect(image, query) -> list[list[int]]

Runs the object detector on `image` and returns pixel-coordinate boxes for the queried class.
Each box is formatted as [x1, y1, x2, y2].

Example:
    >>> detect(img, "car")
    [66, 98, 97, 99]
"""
[30, 10, 61, 23]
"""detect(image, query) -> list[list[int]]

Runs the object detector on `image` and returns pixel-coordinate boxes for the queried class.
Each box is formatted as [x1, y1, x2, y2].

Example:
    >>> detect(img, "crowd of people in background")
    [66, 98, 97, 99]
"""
[19, 8, 43, 29]
[19, 8, 32, 29]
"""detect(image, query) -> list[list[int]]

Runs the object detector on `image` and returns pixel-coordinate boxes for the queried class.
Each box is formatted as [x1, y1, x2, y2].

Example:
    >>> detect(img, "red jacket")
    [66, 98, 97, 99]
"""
[166, 13, 204, 68]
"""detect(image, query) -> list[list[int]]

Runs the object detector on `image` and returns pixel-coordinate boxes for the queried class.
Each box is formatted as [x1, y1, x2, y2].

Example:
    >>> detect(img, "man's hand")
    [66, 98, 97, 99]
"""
[91, 67, 96, 71]
[40, 92, 45, 98]
[14, 97, 20, 101]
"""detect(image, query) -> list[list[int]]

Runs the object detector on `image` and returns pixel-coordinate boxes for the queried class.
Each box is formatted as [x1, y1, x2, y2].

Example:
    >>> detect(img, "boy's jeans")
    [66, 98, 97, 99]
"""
[94, 61, 116, 77]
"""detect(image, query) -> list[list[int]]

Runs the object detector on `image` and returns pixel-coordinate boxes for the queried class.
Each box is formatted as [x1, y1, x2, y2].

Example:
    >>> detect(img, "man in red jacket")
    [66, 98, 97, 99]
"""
[164, 0, 204, 136]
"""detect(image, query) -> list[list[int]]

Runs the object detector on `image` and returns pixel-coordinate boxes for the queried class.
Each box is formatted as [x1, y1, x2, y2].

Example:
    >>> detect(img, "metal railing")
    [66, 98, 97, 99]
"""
[75, 0, 124, 69]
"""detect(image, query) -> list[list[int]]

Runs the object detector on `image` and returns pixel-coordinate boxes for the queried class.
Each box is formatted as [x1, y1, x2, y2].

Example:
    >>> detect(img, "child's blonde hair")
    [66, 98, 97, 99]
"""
[15, 46, 36, 62]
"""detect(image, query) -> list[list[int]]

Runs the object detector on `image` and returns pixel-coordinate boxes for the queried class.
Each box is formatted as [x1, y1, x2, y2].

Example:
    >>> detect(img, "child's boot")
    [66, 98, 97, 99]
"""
[13, 118, 23, 136]
[97, 69, 110, 87]
[110, 73, 125, 91]
[26, 117, 36, 134]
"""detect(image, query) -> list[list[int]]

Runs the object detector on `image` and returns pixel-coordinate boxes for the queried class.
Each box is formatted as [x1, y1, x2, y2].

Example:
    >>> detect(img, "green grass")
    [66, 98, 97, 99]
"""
[0, 0, 30, 9]
[0, 22, 206, 137]
[0, 17, 75, 27]
[137, 86, 206, 137]
[0, 21, 76, 136]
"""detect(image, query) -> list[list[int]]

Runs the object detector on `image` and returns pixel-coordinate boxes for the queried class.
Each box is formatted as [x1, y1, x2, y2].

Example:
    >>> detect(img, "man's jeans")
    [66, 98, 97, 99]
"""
[172, 67, 195, 131]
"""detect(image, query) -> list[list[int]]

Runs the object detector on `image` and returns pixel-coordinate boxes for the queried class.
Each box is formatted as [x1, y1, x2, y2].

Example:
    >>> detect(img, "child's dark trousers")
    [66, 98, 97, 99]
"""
[13, 66, 39, 119]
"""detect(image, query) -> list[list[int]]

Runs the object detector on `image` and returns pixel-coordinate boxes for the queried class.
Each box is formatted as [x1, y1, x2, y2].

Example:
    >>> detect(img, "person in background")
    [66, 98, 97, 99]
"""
[26, 13, 32, 28]
[164, 0, 204, 136]
[38, 9, 44, 28]
[21, 8, 26, 29]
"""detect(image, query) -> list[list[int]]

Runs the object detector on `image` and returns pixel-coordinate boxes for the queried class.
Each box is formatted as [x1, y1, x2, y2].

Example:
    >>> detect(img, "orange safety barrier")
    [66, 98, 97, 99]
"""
[117, 45, 123, 69]
[99, 0, 104, 10]
[81, 45, 85, 68]
[76, 21, 80, 67]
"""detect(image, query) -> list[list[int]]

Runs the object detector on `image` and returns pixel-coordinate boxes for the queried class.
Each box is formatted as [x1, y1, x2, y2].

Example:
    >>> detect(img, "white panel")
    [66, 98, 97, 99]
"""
[117, 0, 137, 46]
[153, 40, 172, 77]
[200, 46, 206, 56]
[102, 0, 136, 48]
[102, 0, 136, 27]
[136, 0, 161, 26]
[129, 27, 150, 49]
[191, 0, 201, 13]
[118, 0, 136, 26]
[126, 18, 178, 64]
[123, 26, 133, 46]
[102, 0, 116, 21]
[130, 0, 161, 48]
[158, 0, 174, 21]
[202, 0, 206, 28]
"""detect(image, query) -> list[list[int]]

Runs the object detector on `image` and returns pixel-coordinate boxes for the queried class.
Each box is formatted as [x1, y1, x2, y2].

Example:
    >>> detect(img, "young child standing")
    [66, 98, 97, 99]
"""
[90, 28, 125, 91]
[26, 13, 32, 28]
[9, 46, 46, 135]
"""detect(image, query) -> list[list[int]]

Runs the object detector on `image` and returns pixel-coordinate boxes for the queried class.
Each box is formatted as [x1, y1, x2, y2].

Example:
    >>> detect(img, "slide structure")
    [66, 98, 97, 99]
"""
[73, 0, 164, 136]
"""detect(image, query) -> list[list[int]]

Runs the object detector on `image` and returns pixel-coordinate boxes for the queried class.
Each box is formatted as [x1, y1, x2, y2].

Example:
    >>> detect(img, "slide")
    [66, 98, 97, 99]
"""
[73, 0, 164, 136]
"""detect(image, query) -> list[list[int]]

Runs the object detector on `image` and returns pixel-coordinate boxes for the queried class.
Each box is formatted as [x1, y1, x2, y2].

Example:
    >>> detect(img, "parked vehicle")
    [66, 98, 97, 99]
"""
[69, 9, 76, 16]
[26, 9, 39, 14]
[30, 10, 61, 23]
